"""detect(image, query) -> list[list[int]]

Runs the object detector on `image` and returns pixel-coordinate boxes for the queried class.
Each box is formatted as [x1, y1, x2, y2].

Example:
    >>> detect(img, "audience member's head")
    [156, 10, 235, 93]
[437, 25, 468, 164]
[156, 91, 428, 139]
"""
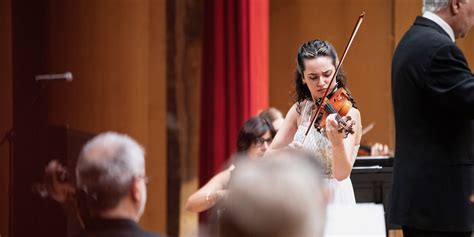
[76, 132, 147, 222]
[237, 117, 276, 158]
[258, 107, 285, 132]
[216, 150, 328, 237]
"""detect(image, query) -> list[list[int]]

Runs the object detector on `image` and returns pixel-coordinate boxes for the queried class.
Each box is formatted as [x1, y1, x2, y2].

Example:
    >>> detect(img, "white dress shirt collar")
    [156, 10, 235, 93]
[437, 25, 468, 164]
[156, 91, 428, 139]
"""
[423, 11, 455, 42]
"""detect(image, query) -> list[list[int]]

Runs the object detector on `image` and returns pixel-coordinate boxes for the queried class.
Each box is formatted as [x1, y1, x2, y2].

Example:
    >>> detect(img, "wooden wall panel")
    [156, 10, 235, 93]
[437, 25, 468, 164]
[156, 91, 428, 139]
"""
[394, 0, 421, 45]
[144, 0, 167, 232]
[171, 0, 203, 236]
[46, 0, 150, 136]
[11, 0, 53, 236]
[0, 0, 12, 236]
[270, 0, 395, 146]
[457, 30, 474, 64]
[45, 0, 167, 233]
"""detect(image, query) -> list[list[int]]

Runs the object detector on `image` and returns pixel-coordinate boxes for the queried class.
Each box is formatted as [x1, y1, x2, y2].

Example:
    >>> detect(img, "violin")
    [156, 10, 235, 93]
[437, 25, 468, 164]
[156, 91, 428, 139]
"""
[302, 12, 365, 144]
[314, 87, 355, 138]
[33, 160, 87, 229]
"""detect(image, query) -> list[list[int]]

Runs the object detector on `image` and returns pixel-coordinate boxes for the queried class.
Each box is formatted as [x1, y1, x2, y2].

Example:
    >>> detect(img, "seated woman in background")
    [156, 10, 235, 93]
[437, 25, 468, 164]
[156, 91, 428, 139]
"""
[185, 116, 275, 213]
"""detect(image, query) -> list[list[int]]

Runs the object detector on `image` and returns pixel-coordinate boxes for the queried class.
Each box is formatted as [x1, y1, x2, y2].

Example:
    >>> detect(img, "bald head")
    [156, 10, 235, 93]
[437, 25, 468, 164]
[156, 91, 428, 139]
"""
[76, 132, 145, 213]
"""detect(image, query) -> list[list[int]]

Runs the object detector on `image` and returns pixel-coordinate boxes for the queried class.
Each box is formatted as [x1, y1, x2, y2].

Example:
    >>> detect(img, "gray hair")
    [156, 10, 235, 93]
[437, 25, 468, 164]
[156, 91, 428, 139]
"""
[423, 0, 450, 12]
[217, 150, 327, 237]
[76, 132, 145, 211]
[423, 0, 469, 13]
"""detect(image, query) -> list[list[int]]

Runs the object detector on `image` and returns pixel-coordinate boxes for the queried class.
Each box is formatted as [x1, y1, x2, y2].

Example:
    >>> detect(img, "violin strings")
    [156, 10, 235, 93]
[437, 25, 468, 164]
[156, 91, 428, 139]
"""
[323, 103, 346, 125]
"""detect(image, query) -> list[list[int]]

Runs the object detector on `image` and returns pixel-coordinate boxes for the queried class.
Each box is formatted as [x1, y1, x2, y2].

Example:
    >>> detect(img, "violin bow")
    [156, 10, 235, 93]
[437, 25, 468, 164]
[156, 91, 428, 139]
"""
[301, 12, 365, 145]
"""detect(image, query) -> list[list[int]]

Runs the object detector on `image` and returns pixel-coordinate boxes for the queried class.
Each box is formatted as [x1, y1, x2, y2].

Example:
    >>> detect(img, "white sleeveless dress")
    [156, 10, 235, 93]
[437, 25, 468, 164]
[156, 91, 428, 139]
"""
[293, 100, 358, 205]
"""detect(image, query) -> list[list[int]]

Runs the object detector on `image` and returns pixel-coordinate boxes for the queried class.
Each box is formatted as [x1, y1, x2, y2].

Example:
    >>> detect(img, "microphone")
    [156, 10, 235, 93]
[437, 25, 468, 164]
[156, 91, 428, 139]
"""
[35, 72, 73, 82]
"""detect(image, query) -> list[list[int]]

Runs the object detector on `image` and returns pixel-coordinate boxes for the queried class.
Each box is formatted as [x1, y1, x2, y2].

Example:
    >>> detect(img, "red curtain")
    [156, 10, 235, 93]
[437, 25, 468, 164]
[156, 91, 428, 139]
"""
[199, 0, 269, 186]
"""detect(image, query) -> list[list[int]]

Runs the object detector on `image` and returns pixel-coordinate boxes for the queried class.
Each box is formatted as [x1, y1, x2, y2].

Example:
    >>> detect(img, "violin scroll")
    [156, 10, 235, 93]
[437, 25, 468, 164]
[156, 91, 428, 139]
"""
[33, 160, 86, 228]
[34, 160, 76, 203]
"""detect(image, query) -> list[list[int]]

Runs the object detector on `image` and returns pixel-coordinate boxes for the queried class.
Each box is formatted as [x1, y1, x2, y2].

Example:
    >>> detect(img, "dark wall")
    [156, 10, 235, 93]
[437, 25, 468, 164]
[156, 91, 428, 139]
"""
[11, 0, 61, 236]
[0, 0, 13, 236]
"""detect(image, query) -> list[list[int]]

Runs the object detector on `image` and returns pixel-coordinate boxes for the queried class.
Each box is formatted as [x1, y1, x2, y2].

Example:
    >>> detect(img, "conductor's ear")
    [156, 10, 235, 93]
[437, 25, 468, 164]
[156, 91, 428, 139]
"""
[451, 0, 462, 14]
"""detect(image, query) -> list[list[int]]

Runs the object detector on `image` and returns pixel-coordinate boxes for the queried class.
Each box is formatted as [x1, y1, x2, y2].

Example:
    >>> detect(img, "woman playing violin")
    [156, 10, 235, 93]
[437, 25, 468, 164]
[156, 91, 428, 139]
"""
[267, 39, 362, 204]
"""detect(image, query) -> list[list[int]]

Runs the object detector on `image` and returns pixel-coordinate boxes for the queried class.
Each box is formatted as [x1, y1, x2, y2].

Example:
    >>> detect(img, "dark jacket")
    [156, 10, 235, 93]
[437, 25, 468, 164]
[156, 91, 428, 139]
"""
[78, 218, 163, 237]
[390, 16, 474, 232]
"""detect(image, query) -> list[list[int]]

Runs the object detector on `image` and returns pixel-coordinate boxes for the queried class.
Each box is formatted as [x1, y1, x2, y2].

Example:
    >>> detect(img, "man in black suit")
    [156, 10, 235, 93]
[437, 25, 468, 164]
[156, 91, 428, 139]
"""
[391, 0, 474, 236]
[76, 132, 163, 237]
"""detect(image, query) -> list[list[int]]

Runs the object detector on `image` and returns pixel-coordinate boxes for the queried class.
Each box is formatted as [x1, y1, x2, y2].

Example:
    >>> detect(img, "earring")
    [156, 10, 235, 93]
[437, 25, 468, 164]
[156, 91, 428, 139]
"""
[302, 78, 306, 84]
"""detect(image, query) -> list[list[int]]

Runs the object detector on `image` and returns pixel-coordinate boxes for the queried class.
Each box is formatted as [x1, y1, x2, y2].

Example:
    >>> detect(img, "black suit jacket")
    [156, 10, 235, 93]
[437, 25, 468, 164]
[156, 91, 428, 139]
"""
[390, 16, 474, 231]
[78, 218, 163, 237]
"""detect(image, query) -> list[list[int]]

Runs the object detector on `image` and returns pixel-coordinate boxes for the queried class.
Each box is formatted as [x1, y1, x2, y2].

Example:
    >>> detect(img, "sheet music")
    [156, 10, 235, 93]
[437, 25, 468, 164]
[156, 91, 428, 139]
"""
[324, 203, 386, 237]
